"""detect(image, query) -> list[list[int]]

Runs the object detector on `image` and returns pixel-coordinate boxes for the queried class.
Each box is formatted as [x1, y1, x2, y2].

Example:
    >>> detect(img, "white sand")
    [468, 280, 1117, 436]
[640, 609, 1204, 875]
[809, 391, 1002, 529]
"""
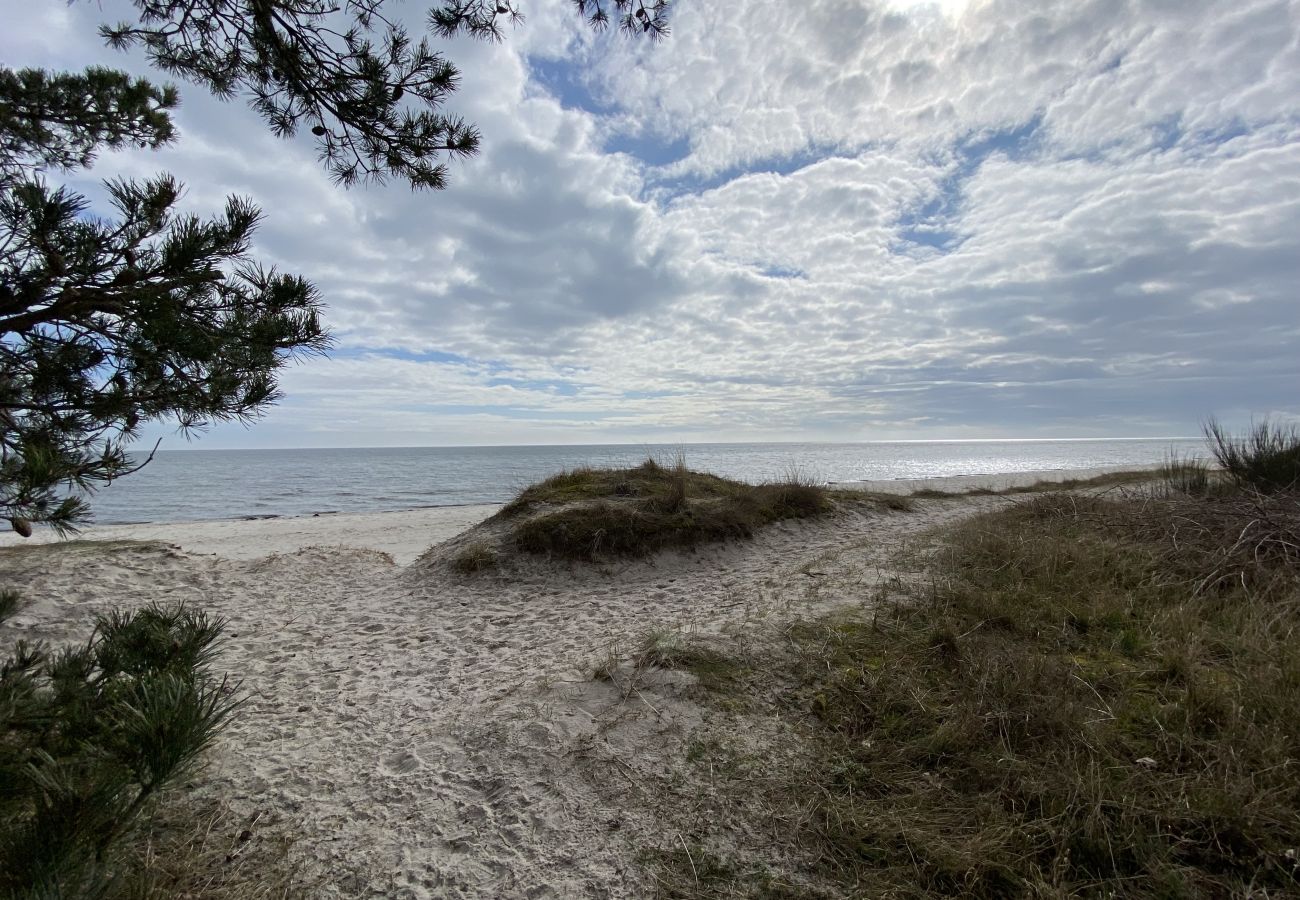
[0, 466, 1154, 897]
[0, 504, 501, 565]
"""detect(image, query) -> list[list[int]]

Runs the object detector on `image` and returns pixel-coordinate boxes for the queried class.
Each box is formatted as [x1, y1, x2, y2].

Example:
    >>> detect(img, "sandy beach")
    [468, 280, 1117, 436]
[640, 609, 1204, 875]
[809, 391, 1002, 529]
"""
[0, 466, 1145, 898]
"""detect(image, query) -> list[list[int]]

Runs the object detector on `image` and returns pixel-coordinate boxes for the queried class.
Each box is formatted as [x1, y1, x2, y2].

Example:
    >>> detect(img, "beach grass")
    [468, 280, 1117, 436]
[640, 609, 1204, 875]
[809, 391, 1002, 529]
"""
[644, 481, 1300, 897]
[449, 541, 497, 574]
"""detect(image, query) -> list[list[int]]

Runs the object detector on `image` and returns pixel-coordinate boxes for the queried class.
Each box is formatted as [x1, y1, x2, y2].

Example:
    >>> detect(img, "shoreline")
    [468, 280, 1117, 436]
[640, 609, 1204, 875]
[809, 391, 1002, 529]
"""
[0, 464, 1161, 565]
[0, 463, 1159, 561]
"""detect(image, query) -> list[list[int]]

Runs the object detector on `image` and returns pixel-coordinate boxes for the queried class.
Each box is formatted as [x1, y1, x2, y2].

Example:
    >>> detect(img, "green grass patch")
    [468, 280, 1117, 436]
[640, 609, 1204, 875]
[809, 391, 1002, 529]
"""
[635, 630, 751, 695]
[502, 459, 833, 561]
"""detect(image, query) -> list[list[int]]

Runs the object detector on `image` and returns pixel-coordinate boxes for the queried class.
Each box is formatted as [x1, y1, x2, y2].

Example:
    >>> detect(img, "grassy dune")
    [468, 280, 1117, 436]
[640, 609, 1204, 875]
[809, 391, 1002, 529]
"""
[492, 457, 834, 561]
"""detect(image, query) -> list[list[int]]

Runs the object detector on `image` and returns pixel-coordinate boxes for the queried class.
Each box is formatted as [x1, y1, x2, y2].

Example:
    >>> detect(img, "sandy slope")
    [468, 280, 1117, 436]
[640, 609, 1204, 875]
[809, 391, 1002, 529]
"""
[0, 478, 1087, 897]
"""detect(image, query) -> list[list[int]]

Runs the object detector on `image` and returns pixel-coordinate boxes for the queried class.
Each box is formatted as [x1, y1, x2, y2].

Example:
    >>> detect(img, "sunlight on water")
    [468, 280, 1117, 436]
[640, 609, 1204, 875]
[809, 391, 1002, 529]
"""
[83, 439, 1206, 525]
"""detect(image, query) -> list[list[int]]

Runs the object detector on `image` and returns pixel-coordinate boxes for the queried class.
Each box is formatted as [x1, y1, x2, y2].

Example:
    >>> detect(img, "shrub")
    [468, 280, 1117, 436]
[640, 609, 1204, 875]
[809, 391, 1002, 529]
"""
[1205, 418, 1300, 493]
[0, 596, 238, 897]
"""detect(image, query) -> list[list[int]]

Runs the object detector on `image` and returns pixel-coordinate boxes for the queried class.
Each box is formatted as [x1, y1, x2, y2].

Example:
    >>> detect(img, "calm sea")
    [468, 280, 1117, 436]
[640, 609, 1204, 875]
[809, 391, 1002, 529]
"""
[80, 439, 1207, 525]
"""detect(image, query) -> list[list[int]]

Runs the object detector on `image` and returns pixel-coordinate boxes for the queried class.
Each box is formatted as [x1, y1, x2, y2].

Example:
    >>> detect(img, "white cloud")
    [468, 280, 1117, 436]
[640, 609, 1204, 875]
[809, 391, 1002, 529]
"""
[3, 0, 1298, 447]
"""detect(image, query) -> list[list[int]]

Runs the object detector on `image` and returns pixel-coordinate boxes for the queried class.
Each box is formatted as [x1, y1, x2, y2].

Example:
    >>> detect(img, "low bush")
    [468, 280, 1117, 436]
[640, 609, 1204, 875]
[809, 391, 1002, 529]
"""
[1205, 418, 1300, 492]
[0, 594, 239, 898]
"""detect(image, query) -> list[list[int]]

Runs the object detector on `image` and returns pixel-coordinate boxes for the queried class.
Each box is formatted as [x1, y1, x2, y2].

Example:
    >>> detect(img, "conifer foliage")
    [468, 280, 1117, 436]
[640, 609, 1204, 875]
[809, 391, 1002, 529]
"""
[0, 593, 238, 896]
[0, 68, 329, 535]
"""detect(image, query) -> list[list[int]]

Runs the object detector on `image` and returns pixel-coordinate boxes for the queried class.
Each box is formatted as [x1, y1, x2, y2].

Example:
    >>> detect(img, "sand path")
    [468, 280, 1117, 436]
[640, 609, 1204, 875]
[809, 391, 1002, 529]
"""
[1, 497, 1001, 897]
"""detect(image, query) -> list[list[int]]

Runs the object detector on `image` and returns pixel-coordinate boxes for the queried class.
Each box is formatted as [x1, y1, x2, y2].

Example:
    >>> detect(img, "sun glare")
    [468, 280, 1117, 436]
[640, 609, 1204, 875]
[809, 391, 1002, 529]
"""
[886, 0, 974, 18]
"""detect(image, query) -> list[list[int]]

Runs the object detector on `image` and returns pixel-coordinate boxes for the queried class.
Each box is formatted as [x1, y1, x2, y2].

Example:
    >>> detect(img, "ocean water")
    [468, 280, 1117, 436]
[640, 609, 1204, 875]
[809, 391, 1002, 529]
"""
[79, 438, 1207, 525]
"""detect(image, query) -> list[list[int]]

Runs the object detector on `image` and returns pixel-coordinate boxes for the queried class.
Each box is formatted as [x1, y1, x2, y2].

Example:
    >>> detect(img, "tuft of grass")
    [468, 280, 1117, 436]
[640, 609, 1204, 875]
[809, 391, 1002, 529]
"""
[591, 629, 751, 699]
[634, 630, 750, 695]
[503, 459, 832, 561]
[1205, 417, 1300, 493]
[1159, 451, 1214, 496]
[449, 541, 496, 574]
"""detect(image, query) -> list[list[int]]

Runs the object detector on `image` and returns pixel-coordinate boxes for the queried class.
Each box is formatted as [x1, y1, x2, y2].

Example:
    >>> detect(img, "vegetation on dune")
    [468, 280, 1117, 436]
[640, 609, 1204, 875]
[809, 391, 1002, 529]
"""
[788, 494, 1299, 897]
[1158, 452, 1216, 497]
[497, 458, 837, 561]
[643, 433, 1300, 898]
[450, 541, 497, 574]
[1205, 418, 1300, 493]
[0, 597, 240, 898]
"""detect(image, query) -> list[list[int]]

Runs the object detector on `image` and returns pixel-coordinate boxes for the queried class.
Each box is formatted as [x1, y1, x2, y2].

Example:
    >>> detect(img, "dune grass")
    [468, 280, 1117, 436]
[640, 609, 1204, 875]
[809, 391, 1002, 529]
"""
[499, 458, 834, 561]
[646, 479, 1300, 897]
[449, 541, 497, 574]
[789, 491, 1300, 897]
[1205, 418, 1300, 493]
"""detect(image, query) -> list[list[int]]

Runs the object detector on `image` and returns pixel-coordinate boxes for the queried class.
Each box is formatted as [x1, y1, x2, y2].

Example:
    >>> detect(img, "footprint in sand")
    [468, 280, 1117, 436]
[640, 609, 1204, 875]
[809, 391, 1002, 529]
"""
[381, 748, 424, 776]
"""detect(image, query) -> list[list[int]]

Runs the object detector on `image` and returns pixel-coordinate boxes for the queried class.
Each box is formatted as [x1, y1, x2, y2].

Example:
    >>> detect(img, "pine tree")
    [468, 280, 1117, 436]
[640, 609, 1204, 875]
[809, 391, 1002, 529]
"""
[1, 69, 329, 534]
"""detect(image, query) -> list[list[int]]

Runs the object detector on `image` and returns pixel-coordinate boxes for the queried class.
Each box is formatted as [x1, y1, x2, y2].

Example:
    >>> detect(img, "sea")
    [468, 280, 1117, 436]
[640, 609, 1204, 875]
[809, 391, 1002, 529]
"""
[80, 438, 1208, 525]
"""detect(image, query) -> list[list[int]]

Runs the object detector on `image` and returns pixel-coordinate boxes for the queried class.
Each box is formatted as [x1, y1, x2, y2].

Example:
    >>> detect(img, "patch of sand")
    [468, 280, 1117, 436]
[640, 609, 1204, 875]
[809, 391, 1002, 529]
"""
[0, 504, 501, 565]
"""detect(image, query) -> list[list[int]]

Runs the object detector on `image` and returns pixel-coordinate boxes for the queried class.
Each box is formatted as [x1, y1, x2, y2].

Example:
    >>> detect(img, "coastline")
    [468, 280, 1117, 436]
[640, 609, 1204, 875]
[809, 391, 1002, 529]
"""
[0, 464, 1158, 564]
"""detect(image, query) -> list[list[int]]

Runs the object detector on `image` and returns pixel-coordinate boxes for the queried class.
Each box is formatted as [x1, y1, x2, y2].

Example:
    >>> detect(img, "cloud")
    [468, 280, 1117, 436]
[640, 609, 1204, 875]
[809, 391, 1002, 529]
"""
[3, 0, 1298, 447]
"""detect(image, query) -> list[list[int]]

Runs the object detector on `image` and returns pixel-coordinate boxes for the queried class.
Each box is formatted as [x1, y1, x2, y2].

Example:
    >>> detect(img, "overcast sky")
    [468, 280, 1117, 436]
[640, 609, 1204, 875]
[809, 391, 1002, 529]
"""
[5, 0, 1299, 447]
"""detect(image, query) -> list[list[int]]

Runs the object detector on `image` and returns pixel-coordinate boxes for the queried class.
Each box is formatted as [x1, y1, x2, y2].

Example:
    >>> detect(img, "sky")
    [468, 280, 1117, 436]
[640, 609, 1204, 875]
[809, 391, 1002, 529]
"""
[4, 0, 1299, 448]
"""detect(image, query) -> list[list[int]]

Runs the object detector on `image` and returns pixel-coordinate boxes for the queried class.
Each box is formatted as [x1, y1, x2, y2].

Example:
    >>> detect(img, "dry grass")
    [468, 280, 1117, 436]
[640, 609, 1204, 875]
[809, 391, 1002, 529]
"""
[907, 468, 1160, 499]
[647, 487, 1300, 897]
[449, 541, 496, 574]
[127, 797, 308, 899]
